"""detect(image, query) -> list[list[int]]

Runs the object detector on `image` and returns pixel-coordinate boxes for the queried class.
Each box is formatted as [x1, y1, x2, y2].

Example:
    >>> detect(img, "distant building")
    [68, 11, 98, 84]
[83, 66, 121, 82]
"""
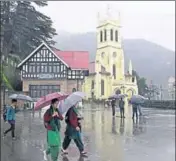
[168, 77, 175, 100]
[82, 8, 138, 100]
[17, 42, 89, 98]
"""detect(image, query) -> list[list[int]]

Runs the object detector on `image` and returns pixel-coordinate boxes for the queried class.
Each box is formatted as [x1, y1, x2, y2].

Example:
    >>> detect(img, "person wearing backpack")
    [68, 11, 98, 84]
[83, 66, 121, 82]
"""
[43, 98, 63, 161]
[61, 105, 87, 157]
[3, 99, 18, 140]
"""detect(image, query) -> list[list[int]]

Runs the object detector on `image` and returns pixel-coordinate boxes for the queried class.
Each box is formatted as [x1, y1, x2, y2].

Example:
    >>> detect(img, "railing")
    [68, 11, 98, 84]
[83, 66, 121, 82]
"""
[142, 100, 175, 109]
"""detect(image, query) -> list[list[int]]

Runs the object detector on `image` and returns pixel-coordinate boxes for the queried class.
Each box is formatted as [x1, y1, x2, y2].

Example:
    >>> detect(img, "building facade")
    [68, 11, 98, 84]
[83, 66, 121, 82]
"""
[168, 77, 175, 100]
[82, 10, 138, 100]
[17, 42, 89, 98]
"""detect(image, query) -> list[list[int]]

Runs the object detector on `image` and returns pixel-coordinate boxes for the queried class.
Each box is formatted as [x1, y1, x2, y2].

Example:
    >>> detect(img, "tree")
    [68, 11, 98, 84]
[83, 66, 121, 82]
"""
[0, 1, 57, 58]
[132, 70, 148, 96]
[0, 1, 57, 90]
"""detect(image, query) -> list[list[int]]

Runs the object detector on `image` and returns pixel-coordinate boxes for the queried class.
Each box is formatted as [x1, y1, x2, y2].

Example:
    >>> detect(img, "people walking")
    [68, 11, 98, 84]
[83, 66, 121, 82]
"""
[138, 105, 142, 116]
[119, 98, 125, 118]
[132, 103, 138, 120]
[43, 98, 63, 161]
[111, 99, 116, 117]
[3, 99, 18, 140]
[61, 105, 87, 156]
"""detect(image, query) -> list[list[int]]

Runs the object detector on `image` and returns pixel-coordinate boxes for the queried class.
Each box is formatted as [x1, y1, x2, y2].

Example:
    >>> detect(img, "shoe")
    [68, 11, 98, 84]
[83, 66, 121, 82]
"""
[43, 150, 47, 161]
[12, 137, 16, 140]
[61, 148, 68, 154]
[80, 151, 88, 157]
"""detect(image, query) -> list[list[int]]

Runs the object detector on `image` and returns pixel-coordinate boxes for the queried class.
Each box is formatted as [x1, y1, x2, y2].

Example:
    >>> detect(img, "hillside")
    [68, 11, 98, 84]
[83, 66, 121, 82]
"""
[54, 31, 175, 87]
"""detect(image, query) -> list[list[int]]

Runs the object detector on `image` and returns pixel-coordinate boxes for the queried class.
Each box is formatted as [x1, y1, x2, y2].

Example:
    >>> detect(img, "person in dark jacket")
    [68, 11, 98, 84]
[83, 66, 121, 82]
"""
[111, 99, 116, 117]
[43, 98, 63, 161]
[61, 105, 87, 156]
[119, 98, 125, 118]
[132, 103, 138, 119]
[3, 99, 18, 140]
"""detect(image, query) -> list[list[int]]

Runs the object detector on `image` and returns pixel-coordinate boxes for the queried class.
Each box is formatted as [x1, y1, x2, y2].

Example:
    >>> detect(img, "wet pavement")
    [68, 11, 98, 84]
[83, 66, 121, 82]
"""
[1, 105, 175, 161]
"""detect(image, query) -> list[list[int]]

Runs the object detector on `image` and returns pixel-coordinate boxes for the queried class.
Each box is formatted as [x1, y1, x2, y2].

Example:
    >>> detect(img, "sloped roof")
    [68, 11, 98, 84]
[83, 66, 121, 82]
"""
[17, 42, 89, 70]
[53, 48, 89, 70]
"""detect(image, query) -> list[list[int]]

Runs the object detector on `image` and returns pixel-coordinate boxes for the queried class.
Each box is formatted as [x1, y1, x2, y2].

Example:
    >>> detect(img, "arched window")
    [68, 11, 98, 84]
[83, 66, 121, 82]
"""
[110, 29, 113, 41]
[101, 79, 104, 95]
[115, 30, 118, 42]
[132, 77, 135, 82]
[91, 80, 95, 89]
[100, 31, 103, 42]
[113, 64, 116, 79]
[104, 29, 107, 41]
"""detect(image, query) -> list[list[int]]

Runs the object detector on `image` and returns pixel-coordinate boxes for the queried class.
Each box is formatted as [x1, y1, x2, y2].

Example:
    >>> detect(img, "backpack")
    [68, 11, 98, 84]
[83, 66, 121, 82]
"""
[65, 109, 70, 124]
[3, 105, 8, 121]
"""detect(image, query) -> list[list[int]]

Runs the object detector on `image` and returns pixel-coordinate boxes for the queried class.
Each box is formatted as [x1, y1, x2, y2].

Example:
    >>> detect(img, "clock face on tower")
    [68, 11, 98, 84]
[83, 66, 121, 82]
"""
[113, 52, 117, 58]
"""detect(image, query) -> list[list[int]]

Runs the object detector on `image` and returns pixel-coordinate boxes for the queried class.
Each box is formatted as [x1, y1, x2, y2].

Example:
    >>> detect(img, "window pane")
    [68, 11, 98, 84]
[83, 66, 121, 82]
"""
[53, 66, 56, 72]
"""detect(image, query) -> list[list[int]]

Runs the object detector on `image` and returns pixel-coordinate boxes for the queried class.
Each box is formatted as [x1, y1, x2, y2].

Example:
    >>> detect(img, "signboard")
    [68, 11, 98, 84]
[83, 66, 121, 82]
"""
[38, 74, 54, 79]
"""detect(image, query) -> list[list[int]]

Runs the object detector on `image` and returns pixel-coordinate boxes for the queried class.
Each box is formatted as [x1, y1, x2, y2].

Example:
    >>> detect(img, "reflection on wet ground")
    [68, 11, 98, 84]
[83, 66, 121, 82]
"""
[1, 105, 175, 161]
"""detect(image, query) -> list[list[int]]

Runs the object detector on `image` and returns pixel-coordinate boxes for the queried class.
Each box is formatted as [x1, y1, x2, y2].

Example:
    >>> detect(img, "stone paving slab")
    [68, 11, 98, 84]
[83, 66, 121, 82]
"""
[1, 107, 175, 161]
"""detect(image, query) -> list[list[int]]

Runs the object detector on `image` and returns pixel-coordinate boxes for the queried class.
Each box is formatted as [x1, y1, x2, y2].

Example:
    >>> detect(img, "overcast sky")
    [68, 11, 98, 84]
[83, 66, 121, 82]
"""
[38, 1, 175, 51]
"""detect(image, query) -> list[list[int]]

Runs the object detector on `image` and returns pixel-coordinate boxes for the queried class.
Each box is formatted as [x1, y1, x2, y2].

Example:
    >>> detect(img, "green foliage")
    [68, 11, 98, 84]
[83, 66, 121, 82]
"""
[1, 1, 57, 59]
[2, 72, 13, 90]
[132, 70, 148, 96]
[0, 1, 57, 90]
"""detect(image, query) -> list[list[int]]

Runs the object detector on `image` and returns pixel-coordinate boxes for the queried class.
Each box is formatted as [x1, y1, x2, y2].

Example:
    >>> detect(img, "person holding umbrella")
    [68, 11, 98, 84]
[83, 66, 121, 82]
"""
[119, 97, 125, 118]
[3, 99, 18, 140]
[43, 98, 64, 161]
[111, 99, 116, 117]
[61, 104, 87, 157]
[132, 103, 138, 120]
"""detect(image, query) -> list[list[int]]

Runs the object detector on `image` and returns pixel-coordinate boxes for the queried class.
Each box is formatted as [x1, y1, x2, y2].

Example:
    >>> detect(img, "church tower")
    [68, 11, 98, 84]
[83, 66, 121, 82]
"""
[82, 5, 138, 100]
[128, 59, 133, 75]
[95, 5, 125, 81]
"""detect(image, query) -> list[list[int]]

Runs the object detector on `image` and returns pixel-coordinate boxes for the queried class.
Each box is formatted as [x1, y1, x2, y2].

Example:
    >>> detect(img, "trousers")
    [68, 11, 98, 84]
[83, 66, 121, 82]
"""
[62, 132, 84, 152]
[4, 122, 15, 137]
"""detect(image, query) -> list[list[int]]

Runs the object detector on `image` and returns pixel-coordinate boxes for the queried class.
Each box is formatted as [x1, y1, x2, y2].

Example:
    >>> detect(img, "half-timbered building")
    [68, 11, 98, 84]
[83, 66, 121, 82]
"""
[17, 42, 89, 98]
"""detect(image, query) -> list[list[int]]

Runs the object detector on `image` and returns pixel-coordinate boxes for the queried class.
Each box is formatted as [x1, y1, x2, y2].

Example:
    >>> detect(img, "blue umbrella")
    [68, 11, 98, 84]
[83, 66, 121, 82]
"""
[130, 95, 148, 104]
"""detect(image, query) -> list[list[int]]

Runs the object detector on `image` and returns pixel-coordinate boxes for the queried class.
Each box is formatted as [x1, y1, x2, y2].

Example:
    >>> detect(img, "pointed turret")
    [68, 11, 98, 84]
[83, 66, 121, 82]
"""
[128, 60, 132, 75]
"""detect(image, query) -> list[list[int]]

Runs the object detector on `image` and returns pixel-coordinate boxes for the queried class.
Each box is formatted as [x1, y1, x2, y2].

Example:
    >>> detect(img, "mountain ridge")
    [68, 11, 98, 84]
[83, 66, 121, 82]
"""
[54, 32, 175, 87]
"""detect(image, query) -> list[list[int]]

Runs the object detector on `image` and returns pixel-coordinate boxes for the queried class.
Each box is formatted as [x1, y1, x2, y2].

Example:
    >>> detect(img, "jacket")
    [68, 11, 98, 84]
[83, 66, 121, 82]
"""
[65, 106, 82, 139]
[6, 105, 16, 121]
[44, 106, 63, 131]
[119, 100, 125, 108]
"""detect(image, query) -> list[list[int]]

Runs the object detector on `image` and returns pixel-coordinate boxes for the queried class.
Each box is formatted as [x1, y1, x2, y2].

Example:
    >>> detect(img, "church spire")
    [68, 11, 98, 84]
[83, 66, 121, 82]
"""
[128, 60, 132, 75]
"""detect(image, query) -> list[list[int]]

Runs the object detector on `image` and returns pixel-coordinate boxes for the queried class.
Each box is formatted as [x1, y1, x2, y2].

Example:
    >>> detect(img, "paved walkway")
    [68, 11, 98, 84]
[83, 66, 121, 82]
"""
[1, 106, 175, 161]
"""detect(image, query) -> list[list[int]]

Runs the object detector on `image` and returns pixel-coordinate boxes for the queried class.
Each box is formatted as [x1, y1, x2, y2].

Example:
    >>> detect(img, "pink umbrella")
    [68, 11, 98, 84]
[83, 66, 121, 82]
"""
[34, 92, 69, 110]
